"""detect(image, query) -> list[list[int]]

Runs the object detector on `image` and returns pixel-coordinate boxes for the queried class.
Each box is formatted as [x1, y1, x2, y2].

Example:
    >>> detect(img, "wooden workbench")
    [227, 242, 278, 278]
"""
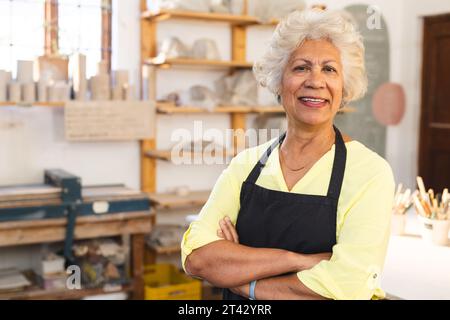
[0, 211, 153, 300]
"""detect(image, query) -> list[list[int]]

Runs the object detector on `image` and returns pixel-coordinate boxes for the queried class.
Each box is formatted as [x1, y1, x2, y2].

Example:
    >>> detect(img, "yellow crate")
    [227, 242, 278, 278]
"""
[144, 264, 202, 300]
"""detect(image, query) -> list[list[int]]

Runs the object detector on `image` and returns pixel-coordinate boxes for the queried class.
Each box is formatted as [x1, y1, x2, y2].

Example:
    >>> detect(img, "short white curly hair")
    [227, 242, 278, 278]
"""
[253, 8, 367, 105]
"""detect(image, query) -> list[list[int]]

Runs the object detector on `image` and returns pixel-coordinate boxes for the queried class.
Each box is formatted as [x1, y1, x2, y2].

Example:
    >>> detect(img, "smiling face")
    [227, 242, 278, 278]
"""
[280, 39, 344, 128]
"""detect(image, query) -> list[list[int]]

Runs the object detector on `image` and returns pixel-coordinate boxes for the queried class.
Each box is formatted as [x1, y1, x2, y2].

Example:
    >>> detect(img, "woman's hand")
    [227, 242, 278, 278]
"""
[217, 216, 239, 243]
[217, 217, 250, 296]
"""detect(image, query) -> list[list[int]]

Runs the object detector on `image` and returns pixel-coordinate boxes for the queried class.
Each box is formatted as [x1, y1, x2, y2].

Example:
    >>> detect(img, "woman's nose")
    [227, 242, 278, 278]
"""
[304, 69, 326, 89]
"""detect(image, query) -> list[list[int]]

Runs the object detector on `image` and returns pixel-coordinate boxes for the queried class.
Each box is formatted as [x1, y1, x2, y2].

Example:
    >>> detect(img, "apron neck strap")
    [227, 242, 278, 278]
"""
[245, 132, 286, 184]
[326, 126, 347, 200]
[244, 126, 347, 201]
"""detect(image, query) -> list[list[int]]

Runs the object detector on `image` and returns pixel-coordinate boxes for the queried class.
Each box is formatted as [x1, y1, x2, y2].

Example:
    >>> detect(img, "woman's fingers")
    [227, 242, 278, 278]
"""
[218, 217, 239, 243]
[219, 219, 234, 242]
[225, 216, 239, 243]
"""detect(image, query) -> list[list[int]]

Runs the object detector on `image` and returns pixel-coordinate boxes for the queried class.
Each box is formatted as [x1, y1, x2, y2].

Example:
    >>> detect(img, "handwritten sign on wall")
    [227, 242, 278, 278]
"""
[65, 101, 155, 141]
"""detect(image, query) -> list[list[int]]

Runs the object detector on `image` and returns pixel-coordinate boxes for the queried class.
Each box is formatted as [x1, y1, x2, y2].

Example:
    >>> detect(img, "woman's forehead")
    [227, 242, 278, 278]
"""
[289, 39, 342, 64]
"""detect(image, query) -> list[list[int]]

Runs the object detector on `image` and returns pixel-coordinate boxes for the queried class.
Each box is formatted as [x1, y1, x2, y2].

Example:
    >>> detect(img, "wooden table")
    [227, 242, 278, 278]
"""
[0, 211, 153, 300]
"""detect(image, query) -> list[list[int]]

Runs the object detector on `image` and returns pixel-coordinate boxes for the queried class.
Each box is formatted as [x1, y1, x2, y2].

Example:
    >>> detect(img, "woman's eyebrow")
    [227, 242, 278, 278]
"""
[290, 58, 338, 65]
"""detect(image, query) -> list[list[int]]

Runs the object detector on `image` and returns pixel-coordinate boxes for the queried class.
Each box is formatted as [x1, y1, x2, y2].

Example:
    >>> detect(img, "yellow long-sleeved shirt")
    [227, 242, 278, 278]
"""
[181, 138, 395, 300]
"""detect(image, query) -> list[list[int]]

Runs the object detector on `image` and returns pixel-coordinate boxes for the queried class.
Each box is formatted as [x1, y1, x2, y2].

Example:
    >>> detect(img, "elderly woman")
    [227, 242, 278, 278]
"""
[181, 8, 395, 300]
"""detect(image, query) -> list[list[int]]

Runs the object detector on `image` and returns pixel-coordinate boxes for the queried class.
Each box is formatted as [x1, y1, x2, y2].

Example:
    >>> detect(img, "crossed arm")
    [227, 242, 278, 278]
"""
[185, 216, 330, 300]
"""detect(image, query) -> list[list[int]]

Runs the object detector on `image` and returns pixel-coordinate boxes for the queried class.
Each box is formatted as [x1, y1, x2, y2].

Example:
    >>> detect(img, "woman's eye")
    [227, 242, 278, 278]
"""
[293, 65, 309, 72]
[324, 66, 337, 73]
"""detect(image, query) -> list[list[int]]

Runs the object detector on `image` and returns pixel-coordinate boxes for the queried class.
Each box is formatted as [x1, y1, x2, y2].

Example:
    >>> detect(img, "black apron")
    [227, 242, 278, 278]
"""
[223, 126, 347, 300]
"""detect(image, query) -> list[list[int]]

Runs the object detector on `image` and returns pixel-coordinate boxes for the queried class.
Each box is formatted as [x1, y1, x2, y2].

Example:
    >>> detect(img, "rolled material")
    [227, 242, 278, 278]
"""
[97, 60, 109, 75]
[123, 84, 135, 101]
[113, 70, 129, 89]
[37, 79, 48, 102]
[111, 86, 123, 100]
[8, 82, 22, 102]
[17, 60, 34, 84]
[90, 75, 111, 100]
[0, 70, 7, 102]
[22, 83, 36, 103]
[72, 53, 87, 101]
[47, 82, 70, 102]
[5, 71, 12, 83]
[77, 80, 87, 101]
[61, 83, 71, 101]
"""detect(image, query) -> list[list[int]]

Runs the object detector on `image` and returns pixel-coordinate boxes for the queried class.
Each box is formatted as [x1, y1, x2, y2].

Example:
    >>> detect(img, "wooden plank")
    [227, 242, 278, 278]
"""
[148, 190, 210, 209]
[141, 9, 259, 25]
[0, 102, 65, 107]
[141, 139, 156, 193]
[252, 106, 285, 114]
[215, 106, 253, 113]
[101, 0, 112, 72]
[131, 234, 145, 300]
[145, 149, 233, 162]
[0, 198, 61, 209]
[232, 25, 247, 63]
[231, 112, 247, 154]
[157, 104, 253, 114]
[148, 244, 181, 255]
[144, 57, 253, 69]
[44, 0, 58, 55]
[0, 281, 134, 300]
[0, 211, 153, 247]
[0, 185, 61, 202]
[82, 185, 147, 201]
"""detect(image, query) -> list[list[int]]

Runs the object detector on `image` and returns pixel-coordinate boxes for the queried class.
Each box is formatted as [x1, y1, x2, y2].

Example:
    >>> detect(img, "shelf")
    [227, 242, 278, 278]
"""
[157, 104, 356, 115]
[0, 101, 65, 107]
[141, 9, 279, 26]
[0, 211, 153, 247]
[252, 106, 285, 114]
[156, 103, 284, 114]
[145, 149, 233, 162]
[0, 281, 134, 300]
[144, 57, 253, 69]
[148, 244, 181, 255]
[149, 190, 210, 209]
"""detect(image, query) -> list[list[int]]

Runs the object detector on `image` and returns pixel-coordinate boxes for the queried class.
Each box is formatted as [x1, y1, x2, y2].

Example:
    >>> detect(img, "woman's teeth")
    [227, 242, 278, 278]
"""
[299, 97, 326, 103]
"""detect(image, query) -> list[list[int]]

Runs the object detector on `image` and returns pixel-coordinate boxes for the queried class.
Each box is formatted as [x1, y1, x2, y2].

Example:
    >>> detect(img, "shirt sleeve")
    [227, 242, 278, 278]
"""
[180, 155, 245, 272]
[297, 162, 395, 300]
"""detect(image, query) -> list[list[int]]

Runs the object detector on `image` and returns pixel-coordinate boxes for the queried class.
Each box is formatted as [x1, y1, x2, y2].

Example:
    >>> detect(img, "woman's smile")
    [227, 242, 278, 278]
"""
[297, 96, 330, 109]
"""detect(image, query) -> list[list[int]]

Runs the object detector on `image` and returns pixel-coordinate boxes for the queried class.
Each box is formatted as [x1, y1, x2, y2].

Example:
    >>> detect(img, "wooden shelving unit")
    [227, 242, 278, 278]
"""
[145, 150, 234, 161]
[156, 102, 285, 114]
[149, 244, 181, 255]
[144, 57, 253, 69]
[0, 102, 65, 107]
[140, 0, 277, 194]
[141, 9, 279, 26]
[145, 149, 233, 162]
[0, 211, 153, 300]
[0, 280, 134, 300]
[149, 190, 210, 210]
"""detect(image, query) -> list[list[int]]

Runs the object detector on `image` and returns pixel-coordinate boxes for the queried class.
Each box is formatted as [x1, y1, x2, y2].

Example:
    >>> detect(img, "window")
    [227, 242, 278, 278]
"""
[58, 0, 103, 78]
[0, 0, 45, 76]
[0, 0, 111, 78]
